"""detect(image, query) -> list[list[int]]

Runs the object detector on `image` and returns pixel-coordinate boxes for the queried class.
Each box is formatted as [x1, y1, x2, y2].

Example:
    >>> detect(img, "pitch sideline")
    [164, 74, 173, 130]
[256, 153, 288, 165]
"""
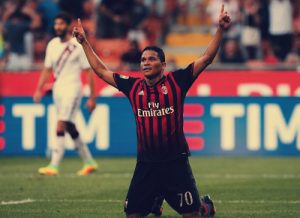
[1, 198, 300, 205]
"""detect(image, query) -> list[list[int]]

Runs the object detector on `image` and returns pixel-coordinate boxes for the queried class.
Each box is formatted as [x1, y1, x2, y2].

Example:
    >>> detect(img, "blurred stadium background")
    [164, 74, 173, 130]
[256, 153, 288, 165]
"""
[0, 0, 300, 217]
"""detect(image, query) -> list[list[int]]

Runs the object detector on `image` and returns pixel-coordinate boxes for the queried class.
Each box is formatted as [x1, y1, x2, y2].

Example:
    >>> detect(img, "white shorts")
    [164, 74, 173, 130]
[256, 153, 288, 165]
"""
[53, 94, 81, 122]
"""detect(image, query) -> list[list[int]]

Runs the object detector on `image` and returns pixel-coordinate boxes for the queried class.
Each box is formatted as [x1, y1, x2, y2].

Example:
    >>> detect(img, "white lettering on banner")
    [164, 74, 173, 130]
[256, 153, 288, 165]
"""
[77, 105, 109, 150]
[238, 84, 273, 96]
[48, 105, 109, 150]
[247, 104, 261, 151]
[211, 104, 244, 150]
[196, 84, 211, 96]
[211, 103, 300, 151]
[264, 105, 300, 151]
[295, 87, 300, 96]
[12, 104, 45, 150]
[48, 105, 56, 149]
[100, 86, 119, 96]
[277, 84, 291, 96]
[238, 83, 300, 96]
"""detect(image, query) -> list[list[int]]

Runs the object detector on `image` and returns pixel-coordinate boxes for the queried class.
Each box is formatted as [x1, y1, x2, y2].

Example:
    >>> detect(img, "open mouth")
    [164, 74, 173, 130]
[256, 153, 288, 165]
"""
[143, 67, 152, 72]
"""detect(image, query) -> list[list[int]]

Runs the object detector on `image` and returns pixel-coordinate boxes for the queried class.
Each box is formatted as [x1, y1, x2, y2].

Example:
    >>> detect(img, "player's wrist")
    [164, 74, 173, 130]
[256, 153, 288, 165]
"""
[218, 23, 226, 31]
[35, 88, 42, 93]
[81, 38, 88, 45]
[88, 96, 96, 101]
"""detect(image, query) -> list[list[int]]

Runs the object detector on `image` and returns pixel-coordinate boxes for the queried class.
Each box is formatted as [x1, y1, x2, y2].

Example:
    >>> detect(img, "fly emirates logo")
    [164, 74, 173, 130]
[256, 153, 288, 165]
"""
[137, 102, 174, 117]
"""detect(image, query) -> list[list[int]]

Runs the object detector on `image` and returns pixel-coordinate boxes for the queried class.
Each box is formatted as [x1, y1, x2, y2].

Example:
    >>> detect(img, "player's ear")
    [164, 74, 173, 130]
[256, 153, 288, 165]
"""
[162, 62, 166, 69]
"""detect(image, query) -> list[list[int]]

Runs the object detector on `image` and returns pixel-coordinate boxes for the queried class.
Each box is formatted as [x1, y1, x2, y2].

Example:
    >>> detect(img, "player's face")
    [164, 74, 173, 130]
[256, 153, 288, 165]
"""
[54, 18, 70, 39]
[140, 50, 165, 79]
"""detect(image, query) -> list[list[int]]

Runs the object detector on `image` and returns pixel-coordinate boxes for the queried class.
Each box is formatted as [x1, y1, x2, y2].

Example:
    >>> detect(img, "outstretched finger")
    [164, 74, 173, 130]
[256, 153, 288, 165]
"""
[77, 18, 83, 28]
[220, 4, 224, 14]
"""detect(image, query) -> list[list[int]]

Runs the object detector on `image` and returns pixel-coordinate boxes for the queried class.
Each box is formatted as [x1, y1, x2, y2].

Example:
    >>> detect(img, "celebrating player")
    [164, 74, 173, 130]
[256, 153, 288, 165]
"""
[73, 4, 231, 217]
[33, 12, 98, 176]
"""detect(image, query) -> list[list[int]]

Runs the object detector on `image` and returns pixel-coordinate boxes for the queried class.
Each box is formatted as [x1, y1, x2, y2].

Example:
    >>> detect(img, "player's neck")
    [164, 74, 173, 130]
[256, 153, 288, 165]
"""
[60, 34, 71, 43]
[145, 74, 163, 86]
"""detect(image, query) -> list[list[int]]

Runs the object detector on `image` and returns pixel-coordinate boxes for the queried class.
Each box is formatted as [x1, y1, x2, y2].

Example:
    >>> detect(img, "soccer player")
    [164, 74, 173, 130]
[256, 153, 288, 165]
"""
[73, 4, 231, 217]
[33, 12, 98, 176]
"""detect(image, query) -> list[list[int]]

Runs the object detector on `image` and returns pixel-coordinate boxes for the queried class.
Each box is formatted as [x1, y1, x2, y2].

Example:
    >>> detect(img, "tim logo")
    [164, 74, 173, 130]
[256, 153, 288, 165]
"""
[183, 104, 205, 151]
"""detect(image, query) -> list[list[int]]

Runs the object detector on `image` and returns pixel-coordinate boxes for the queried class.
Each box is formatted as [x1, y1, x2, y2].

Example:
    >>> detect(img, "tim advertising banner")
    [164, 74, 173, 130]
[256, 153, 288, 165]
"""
[1, 71, 300, 97]
[0, 97, 299, 156]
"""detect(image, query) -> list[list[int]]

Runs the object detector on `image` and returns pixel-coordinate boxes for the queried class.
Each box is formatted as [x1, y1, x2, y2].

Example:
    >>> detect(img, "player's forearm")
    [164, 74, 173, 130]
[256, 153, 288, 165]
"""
[202, 27, 224, 65]
[81, 40, 109, 79]
[87, 69, 96, 99]
[36, 69, 51, 91]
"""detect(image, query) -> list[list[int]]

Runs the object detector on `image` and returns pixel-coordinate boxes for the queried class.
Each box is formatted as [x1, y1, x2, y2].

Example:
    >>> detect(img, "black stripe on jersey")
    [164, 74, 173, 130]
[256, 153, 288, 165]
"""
[129, 80, 141, 114]
[139, 84, 149, 150]
[131, 81, 143, 151]
[145, 85, 154, 151]
[154, 86, 163, 149]
[167, 76, 180, 149]
[163, 82, 172, 148]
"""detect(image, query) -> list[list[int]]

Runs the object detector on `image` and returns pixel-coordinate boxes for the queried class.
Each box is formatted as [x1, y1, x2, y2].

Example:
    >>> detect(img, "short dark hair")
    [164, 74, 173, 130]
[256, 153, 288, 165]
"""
[142, 46, 165, 62]
[55, 12, 73, 25]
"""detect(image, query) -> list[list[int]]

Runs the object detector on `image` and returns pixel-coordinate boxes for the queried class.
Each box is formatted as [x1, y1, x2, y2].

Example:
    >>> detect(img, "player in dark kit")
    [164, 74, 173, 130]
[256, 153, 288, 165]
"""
[73, 4, 231, 218]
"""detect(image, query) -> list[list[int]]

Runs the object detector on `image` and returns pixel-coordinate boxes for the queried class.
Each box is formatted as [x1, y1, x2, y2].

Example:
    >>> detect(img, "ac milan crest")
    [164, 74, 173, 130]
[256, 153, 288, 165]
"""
[161, 85, 168, 95]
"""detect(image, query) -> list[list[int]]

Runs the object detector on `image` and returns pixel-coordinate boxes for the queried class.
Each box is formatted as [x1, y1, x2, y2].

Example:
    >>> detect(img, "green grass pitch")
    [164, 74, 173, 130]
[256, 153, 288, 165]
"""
[0, 157, 300, 217]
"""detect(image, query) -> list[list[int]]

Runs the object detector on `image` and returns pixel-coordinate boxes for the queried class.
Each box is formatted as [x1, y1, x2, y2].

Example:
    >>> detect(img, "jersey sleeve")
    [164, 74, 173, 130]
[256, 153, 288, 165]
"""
[170, 63, 197, 93]
[44, 42, 52, 68]
[79, 46, 90, 70]
[113, 73, 139, 96]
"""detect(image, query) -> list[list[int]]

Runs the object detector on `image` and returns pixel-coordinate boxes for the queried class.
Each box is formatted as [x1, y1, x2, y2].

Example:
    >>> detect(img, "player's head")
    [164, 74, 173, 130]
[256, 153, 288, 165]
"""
[54, 12, 73, 39]
[141, 46, 166, 79]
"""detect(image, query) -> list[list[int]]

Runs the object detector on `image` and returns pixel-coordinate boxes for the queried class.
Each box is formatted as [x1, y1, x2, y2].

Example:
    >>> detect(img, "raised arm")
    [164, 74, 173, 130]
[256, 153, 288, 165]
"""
[72, 19, 117, 88]
[192, 4, 231, 78]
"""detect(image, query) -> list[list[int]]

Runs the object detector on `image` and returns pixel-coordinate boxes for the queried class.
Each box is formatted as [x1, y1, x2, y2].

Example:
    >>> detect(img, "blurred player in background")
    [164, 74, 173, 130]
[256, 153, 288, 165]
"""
[73, 4, 231, 217]
[33, 12, 98, 176]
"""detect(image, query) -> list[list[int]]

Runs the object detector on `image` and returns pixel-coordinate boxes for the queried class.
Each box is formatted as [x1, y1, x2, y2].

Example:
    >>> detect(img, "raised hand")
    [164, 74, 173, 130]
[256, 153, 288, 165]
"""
[33, 90, 42, 103]
[72, 19, 86, 44]
[219, 4, 231, 30]
[85, 98, 96, 112]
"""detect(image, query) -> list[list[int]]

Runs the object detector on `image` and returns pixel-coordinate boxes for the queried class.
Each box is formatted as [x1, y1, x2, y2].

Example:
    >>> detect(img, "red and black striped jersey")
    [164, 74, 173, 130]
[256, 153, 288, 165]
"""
[114, 63, 199, 162]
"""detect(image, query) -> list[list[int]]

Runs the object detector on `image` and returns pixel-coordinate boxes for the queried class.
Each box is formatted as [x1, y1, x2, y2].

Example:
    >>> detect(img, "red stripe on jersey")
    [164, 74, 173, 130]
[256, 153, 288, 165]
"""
[169, 73, 182, 122]
[151, 88, 159, 147]
[129, 79, 141, 114]
[158, 84, 168, 145]
[170, 74, 183, 146]
[164, 78, 176, 147]
[130, 80, 143, 151]
[143, 85, 151, 149]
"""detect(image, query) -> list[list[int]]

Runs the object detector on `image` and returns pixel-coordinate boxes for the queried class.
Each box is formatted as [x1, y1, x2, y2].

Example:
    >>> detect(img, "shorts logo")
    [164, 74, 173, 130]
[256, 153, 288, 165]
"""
[120, 75, 129, 79]
[161, 85, 168, 95]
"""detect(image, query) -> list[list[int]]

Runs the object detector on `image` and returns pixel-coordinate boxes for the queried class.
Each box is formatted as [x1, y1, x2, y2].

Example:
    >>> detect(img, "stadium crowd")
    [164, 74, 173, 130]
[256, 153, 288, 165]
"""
[0, 0, 300, 71]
